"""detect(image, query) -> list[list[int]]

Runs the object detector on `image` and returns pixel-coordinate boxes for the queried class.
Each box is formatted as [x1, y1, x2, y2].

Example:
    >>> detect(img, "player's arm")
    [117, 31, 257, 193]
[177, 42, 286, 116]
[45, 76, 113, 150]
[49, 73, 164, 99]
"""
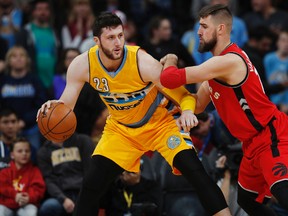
[194, 81, 211, 114]
[59, 53, 89, 109]
[138, 49, 198, 131]
[160, 53, 242, 88]
[37, 52, 89, 119]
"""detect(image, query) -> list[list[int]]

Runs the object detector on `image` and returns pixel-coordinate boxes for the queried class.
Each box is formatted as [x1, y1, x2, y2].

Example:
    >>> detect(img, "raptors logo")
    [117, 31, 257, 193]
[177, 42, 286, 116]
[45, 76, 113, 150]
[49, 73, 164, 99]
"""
[272, 162, 288, 177]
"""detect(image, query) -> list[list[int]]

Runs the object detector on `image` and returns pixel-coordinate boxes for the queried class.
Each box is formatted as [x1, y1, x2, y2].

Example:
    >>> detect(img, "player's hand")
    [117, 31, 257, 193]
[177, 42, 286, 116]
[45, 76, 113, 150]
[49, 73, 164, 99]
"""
[176, 110, 198, 133]
[63, 198, 75, 213]
[160, 54, 178, 65]
[36, 100, 64, 122]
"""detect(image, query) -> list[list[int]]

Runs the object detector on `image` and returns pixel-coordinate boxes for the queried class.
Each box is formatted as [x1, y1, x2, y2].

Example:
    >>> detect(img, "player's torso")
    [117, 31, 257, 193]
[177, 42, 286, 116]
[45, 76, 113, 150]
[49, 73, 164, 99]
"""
[208, 43, 277, 141]
[88, 45, 161, 127]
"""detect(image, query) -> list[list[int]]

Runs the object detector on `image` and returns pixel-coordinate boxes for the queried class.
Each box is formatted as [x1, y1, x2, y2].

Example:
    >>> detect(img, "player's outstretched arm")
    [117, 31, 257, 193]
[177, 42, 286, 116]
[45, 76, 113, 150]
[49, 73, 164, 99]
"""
[36, 52, 89, 120]
[160, 53, 241, 89]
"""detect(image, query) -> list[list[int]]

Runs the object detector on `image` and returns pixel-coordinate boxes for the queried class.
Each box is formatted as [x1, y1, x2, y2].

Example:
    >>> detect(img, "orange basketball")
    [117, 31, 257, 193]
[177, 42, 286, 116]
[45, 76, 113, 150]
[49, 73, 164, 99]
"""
[38, 103, 77, 143]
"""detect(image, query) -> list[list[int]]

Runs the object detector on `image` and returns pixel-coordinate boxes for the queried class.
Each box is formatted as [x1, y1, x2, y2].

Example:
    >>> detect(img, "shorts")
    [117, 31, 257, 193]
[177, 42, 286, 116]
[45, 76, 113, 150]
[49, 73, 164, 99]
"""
[238, 111, 288, 203]
[93, 106, 194, 174]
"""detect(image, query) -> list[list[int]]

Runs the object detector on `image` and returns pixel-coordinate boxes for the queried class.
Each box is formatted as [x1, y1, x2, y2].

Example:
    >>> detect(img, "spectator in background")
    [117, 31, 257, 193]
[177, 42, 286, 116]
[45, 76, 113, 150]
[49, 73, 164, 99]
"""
[37, 133, 94, 216]
[188, 0, 248, 65]
[242, 25, 278, 96]
[101, 158, 162, 216]
[53, 48, 81, 99]
[141, 14, 197, 93]
[61, 0, 94, 50]
[264, 29, 288, 114]
[242, 0, 288, 36]
[0, 138, 46, 216]
[15, 0, 59, 96]
[0, 46, 47, 154]
[0, 0, 22, 48]
[215, 154, 248, 216]
[0, 108, 20, 170]
[141, 15, 196, 68]
[190, 110, 239, 160]
[124, 18, 141, 45]
[189, 111, 246, 216]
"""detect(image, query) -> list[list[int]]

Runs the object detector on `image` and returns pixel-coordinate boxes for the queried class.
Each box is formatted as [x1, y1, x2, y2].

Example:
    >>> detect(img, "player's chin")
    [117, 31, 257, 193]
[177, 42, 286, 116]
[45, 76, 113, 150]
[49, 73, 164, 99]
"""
[113, 54, 122, 60]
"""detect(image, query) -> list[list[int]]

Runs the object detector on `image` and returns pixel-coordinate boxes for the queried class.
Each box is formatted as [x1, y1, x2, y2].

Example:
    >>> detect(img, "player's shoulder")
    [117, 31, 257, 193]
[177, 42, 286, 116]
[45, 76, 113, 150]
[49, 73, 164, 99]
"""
[69, 51, 89, 69]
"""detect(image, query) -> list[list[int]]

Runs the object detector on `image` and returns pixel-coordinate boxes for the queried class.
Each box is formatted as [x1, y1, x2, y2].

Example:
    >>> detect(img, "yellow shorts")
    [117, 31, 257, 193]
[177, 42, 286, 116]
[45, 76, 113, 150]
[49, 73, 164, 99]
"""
[93, 106, 194, 174]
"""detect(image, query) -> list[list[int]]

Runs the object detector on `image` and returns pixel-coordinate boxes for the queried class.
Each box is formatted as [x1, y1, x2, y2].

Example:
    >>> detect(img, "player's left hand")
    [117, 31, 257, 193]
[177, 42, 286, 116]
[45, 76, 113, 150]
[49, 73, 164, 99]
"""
[160, 54, 178, 65]
[176, 110, 198, 133]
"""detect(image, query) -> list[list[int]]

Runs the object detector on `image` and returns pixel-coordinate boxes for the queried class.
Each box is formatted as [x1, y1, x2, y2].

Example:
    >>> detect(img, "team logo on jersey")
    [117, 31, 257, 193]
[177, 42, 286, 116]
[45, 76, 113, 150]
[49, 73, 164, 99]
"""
[272, 162, 288, 177]
[167, 135, 181, 149]
[239, 98, 250, 111]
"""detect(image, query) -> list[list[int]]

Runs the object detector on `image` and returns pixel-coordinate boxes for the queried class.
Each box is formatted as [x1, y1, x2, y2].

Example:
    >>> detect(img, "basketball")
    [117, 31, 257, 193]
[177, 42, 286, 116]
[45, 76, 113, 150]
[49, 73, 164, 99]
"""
[38, 103, 77, 143]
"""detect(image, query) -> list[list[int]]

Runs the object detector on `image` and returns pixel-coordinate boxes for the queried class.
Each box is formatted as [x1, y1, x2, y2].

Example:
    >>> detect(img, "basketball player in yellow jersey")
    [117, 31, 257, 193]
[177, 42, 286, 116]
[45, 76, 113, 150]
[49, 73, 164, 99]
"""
[37, 12, 231, 216]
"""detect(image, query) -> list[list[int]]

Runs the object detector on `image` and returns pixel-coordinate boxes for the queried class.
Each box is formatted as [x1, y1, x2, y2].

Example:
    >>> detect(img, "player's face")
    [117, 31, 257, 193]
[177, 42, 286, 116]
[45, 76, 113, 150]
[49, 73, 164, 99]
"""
[97, 25, 125, 60]
[198, 16, 218, 53]
[11, 142, 31, 167]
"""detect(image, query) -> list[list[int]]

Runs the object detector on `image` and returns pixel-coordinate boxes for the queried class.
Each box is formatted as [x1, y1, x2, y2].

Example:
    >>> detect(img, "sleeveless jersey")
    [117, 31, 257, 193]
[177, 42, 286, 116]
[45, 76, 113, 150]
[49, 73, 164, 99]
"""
[208, 43, 277, 141]
[88, 45, 162, 127]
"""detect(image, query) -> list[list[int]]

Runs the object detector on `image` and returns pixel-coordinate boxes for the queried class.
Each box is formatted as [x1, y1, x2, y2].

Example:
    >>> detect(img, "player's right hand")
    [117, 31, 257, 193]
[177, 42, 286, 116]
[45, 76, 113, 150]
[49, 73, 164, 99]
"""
[36, 100, 64, 122]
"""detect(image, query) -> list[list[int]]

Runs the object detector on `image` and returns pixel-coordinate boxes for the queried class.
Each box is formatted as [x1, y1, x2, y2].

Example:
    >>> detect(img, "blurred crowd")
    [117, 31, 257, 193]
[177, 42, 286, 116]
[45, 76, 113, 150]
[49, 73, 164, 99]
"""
[0, 0, 288, 215]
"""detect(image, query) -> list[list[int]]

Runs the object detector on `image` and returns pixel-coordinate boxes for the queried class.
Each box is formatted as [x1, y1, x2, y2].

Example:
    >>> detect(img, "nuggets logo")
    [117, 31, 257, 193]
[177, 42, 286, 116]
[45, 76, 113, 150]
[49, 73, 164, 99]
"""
[167, 135, 181, 149]
[272, 162, 288, 177]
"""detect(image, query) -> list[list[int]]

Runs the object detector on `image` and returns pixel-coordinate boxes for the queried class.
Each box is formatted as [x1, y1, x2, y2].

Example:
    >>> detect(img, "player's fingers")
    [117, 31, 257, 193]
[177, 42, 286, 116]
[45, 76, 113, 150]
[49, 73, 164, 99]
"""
[176, 118, 182, 131]
[160, 56, 166, 64]
[192, 116, 198, 127]
[181, 118, 189, 133]
[36, 109, 40, 122]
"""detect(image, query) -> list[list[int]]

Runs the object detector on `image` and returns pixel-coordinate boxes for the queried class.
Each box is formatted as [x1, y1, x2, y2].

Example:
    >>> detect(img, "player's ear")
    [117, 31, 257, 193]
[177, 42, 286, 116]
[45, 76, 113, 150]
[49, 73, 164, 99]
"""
[218, 24, 225, 34]
[94, 36, 99, 45]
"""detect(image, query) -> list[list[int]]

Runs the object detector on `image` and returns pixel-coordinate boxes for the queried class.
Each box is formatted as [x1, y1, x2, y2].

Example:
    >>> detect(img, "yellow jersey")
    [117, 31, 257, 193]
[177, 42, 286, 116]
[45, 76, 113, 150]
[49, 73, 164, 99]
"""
[88, 45, 163, 127]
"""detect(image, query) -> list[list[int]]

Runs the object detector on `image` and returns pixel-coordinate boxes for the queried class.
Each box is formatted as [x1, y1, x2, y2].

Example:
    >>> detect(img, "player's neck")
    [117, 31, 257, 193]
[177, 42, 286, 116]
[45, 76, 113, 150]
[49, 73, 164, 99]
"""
[101, 59, 122, 72]
[212, 39, 232, 56]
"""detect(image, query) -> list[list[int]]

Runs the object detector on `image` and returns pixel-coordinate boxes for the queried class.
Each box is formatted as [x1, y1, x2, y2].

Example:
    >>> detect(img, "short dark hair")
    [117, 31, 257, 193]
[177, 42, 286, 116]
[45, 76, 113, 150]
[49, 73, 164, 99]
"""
[148, 15, 168, 38]
[10, 137, 31, 152]
[56, 48, 80, 74]
[199, 4, 232, 19]
[31, 0, 51, 10]
[93, 12, 123, 37]
[0, 108, 18, 119]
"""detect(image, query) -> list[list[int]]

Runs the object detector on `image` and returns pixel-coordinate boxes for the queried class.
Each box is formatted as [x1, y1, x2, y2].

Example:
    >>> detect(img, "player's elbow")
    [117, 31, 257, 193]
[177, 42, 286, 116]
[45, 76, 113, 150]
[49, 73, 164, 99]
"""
[160, 66, 187, 89]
